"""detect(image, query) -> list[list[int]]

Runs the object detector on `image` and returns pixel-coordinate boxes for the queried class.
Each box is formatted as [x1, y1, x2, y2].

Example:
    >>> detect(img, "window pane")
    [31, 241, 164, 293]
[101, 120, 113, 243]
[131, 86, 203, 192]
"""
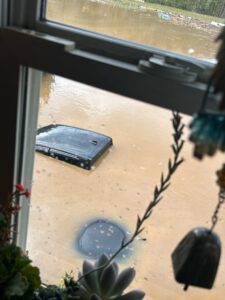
[26, 74, 225, 299]
[46, 0, 223, 60]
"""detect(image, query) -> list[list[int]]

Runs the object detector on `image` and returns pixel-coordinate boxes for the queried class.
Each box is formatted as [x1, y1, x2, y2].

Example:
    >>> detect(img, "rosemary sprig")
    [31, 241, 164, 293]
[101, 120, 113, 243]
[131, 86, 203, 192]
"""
[78, 111, 185, 283]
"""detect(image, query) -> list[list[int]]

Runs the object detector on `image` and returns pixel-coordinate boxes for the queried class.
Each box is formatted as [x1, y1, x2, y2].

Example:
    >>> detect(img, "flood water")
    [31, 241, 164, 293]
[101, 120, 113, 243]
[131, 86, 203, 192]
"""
[26, 2, 225, 300]
[47, 0, 220, 60]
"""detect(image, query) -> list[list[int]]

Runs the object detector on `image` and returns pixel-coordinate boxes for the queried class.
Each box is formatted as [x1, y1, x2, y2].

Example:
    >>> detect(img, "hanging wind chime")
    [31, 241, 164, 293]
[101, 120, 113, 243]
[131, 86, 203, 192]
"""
[172, 26, 225, 291]
[172, 166, 225, 290]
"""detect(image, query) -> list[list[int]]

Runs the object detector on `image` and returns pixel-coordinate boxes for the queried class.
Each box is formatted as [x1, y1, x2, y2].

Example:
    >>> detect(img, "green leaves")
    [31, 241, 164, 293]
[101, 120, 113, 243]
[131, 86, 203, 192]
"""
[0, 244, 41, 299]
[82, 260, 100, 294]
[21, 265, 41, 296]
[4, 273, 28, 297]
[110, 267, 136, 296]
[33, 284, 66, 300]
[145, 0, 225, 18]
[113, 289, 145, 300]
[132, 111, 185, 243]
[74, 254, 143, 300]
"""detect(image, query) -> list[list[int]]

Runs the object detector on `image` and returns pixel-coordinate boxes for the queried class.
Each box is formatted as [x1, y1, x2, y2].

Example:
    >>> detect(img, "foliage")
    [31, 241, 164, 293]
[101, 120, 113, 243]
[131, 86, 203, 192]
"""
[0, 185, 40, 299]
[31, 254, 144, 300]
[0, 184, 30, 246]
[32, 275, 80, 300]
[104, 0, 224, 24]
[75, 254, 145, 300]
[145, 0, 225, 18]
[0, 244, 41, 300]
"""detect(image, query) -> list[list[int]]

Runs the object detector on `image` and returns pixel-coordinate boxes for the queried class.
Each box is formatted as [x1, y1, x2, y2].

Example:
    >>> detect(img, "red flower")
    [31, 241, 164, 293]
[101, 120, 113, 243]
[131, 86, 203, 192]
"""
[16, 183, 25, 192]
[24, 189, 31, 198]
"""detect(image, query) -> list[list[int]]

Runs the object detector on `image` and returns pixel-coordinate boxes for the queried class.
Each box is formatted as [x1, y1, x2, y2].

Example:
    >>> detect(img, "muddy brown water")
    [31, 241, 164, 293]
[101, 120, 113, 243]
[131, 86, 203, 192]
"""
[26, 1, 225, 299]
[47, 0, 220, 60]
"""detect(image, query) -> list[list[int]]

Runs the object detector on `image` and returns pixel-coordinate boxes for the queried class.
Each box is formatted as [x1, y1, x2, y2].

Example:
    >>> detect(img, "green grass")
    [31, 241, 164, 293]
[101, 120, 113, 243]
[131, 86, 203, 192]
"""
[103, 0, 224, 23]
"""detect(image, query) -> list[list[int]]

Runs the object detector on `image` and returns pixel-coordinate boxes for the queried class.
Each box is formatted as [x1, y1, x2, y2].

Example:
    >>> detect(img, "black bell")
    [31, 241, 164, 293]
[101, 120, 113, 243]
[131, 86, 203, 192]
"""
[171, 227, 221, 290]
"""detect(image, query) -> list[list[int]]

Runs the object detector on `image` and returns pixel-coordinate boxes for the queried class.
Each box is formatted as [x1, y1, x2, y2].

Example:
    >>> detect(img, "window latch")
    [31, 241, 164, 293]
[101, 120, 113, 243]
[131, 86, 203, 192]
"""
[138, 54, 205, 83]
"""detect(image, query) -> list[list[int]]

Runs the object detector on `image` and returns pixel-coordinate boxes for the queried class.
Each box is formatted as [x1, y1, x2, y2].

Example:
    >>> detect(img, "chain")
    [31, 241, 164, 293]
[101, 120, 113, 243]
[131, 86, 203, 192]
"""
[210, 188, 225, 232]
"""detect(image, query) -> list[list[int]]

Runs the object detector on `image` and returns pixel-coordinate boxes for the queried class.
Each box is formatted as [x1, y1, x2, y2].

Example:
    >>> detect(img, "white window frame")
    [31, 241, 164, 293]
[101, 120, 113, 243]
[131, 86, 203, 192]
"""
[0, 0, 220, 249]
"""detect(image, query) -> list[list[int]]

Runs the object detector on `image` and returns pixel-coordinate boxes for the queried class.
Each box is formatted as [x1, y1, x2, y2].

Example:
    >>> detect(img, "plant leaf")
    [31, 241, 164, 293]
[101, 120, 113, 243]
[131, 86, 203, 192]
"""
[137, 215, 141, 227]
[168, 159, 172, 172]
[95, 253, 110, 279]
[21, 265, 41, 295]
[5, 273, 28, 297]
[89, 294, 102, 300]
[161, 183, 170, 192]
[100, 263, 117, 296]
[82, 260, 99, 294]
[171, 144, 177, 154]
[112, 289, 145, 300]
[111, 267, 136, 296]
[175, 158, 184, 168]
[154, 186, 159, 197]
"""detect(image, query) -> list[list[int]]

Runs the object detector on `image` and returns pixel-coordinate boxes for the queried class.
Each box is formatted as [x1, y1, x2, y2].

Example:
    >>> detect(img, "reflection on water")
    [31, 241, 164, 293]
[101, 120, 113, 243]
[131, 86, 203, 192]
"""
[47, 0, 219, 60]
[40, 73, 55, 106]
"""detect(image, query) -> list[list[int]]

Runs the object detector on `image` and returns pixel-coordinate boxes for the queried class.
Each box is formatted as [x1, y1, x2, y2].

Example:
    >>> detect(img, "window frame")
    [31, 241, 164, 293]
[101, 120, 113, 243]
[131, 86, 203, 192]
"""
[0, 0, 221, 249]
[39, 1, 215, 68]
[32, 0, 220, 114]
[8, 0, 220, 114]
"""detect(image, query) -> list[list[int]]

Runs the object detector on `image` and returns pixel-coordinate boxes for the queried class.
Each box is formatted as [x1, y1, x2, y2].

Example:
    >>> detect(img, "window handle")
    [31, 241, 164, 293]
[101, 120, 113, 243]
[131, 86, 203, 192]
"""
[138, 54, 205, 83]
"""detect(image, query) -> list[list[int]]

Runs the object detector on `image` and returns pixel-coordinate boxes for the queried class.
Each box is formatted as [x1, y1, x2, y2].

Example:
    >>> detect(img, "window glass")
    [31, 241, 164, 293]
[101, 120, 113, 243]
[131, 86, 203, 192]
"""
[46, 0, 224, 60]
[26, 73, 225, 299]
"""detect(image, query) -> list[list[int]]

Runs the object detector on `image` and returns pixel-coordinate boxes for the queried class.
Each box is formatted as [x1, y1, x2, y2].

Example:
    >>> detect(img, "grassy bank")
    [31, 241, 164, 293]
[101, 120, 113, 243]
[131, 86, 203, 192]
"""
[102, 0, 224, 23]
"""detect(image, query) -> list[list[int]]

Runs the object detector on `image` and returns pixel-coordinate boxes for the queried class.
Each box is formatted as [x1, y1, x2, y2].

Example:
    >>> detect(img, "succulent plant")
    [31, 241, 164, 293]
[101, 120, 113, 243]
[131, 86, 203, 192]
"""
[76, 254, 145, 300]
[0, 244, 41, 300]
